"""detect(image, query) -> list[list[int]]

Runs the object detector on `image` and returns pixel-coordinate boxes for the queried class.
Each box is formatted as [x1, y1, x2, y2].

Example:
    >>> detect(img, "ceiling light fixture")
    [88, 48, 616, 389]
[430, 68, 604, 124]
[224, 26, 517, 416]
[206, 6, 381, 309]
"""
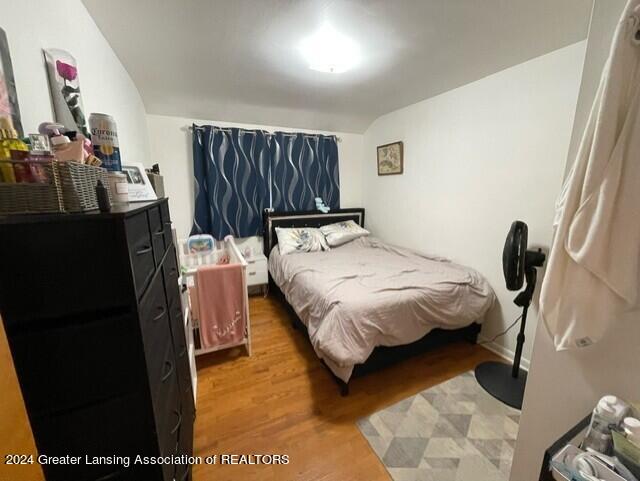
[299, 24, 360, 73]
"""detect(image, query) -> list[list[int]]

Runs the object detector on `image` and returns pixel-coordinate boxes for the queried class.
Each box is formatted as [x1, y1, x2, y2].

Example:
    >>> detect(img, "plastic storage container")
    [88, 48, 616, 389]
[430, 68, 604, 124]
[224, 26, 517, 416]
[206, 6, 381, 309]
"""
[582, 396, 630, 454]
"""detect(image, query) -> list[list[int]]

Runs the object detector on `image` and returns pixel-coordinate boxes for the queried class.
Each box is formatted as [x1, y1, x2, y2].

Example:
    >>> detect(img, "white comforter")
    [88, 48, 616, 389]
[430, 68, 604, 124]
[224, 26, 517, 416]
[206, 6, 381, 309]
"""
[269, 237, 495, 382]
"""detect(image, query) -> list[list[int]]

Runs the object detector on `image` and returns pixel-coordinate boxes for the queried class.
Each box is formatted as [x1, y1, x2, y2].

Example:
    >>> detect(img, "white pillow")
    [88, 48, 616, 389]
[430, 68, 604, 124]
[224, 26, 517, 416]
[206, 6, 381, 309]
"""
[275, 227, 330, 255]
[319, 220, 369, 247]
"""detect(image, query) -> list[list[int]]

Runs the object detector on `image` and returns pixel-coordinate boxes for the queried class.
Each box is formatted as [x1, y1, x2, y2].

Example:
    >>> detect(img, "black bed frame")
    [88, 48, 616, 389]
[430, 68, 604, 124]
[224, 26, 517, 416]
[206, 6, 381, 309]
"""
[262, 208, 481, 396]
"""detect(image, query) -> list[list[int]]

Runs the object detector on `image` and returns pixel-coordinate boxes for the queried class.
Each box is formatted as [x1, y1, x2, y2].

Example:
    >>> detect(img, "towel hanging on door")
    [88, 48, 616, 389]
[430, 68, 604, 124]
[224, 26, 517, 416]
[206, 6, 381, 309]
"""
[540, 0, 640, 350]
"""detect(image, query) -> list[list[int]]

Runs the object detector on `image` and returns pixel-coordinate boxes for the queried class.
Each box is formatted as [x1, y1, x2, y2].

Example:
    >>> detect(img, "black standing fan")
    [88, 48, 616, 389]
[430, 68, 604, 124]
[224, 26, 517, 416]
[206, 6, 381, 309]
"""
[475, 221, 545, 410]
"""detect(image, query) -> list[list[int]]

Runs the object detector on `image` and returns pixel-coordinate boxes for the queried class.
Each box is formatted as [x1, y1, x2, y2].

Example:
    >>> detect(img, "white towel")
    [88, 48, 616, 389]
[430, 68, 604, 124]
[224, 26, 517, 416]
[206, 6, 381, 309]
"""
[540, 0, 640, 350]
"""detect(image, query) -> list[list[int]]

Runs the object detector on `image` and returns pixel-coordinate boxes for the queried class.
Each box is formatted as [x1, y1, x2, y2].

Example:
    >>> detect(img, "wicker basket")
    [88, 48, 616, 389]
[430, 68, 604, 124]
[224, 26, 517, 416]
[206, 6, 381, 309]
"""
[0, 160, 112, 214]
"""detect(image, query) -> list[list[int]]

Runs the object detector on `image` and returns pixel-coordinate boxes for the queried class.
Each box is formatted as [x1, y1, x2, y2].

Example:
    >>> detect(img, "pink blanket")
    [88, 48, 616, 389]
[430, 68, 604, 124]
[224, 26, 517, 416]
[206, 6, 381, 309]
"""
[194, 264, 246, 349]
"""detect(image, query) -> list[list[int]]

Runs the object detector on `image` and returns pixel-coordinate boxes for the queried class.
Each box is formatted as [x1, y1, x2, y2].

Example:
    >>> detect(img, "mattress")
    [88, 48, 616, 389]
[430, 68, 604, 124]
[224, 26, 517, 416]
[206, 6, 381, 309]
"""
[268, 236, 496, 382]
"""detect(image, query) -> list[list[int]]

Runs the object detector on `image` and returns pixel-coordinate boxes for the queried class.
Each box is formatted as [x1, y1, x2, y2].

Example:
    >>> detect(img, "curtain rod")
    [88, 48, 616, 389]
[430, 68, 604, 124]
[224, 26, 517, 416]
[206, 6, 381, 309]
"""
[185, 125, 341, 142]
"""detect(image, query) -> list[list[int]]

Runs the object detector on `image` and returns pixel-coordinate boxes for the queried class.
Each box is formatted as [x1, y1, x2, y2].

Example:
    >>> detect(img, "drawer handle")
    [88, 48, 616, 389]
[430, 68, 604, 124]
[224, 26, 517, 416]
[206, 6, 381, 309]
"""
[178, 342, 187, 357]
[248, 272, 256, 276]
[153, 307, 166, 321]
[181, 466, 190, 481]
[161, 359, 174, 382]
[153, 230, 164, 237]
[136, 245, 152, 256]
[171, 410, 182, 435]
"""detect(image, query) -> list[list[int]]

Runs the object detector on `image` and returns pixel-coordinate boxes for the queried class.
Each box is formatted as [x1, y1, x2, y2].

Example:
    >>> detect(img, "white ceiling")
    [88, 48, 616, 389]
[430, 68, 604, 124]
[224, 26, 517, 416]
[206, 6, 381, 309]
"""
[82, 0, 592, 133]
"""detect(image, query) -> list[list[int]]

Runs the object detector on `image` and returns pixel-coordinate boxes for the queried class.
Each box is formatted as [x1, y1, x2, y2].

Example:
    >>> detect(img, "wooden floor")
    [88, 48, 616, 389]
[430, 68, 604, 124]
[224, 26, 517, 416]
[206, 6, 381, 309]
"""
[193, 295, 499, 481]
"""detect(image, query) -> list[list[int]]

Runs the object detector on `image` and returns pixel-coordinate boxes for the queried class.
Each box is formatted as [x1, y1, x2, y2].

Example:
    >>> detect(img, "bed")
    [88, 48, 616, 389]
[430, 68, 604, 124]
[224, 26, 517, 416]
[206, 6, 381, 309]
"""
[263, 209, 495, 395]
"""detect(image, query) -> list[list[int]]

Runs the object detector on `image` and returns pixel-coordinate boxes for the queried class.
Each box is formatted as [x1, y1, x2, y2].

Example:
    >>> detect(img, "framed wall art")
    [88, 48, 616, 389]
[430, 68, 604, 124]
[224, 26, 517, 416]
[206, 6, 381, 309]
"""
[377, 141, 403, 175]
[44, 49, 90, 136]
[0, 28, 23, 136]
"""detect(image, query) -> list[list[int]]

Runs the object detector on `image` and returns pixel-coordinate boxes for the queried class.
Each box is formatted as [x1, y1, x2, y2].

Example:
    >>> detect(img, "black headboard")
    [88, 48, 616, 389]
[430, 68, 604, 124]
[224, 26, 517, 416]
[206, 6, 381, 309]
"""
[262, 208, 365, 256]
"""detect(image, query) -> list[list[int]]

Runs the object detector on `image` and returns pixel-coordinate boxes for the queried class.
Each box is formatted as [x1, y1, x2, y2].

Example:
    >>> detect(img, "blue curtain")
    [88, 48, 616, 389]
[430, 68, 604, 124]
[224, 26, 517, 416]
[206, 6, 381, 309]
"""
[270, 132, 340, 211]
[191, 125, 270, 238]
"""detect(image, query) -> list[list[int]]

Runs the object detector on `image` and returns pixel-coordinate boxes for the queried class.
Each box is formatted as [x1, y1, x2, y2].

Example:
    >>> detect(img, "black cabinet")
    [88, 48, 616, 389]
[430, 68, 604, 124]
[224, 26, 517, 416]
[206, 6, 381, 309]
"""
[0, 199, 194, 481]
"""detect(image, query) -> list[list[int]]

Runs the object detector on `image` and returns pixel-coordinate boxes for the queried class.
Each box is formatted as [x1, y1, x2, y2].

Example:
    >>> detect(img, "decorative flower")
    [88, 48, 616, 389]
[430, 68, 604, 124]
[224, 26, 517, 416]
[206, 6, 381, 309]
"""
[56, 60, 77, 82]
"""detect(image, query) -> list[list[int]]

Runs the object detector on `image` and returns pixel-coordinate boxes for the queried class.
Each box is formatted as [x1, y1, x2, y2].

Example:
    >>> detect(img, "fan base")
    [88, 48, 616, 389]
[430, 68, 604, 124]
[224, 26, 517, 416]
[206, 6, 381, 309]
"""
[475, 361, 527, 410]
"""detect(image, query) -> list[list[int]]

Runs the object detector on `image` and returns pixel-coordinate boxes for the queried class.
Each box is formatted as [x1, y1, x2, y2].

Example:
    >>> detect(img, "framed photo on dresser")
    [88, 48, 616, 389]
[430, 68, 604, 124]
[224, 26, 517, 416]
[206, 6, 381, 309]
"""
[121, 162, 158, 201]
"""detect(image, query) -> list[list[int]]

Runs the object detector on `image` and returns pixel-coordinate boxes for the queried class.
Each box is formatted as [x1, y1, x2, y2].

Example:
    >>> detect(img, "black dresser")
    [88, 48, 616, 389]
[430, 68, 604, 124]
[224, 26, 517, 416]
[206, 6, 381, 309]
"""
[0, 199, 195, 481]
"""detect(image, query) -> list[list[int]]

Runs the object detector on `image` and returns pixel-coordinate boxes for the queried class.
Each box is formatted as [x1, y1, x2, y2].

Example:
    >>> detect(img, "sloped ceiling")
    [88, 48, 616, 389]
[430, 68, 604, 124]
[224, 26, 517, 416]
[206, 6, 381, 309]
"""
[82, 0, 592, 133]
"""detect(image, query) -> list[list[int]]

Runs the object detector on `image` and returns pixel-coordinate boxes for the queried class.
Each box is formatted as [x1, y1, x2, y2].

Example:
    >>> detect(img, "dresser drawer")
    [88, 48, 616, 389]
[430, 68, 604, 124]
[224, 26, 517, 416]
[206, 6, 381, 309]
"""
[32, 391, 153, 481]
[159, 252, 189, 369]
[148, 337, 181, 465]
[246, 259, 268, 286]
[179, 382, 195, 447]
[162, 257, 194, 416]
[159, 200, 173, 250]
[10, 313, 141, 417]
[175, 458, 192, 481]
[163, 248, 180, 290]
[126, 211, 156, 298]
[140, 274, 170, 334]
[154, 375, 181, 481]
[147, 325, 178, 405]
[168, 305, 194, 402]
[139, 274, 174, 377]
[148, 205, 166, 266]
[141, 274, 181, 481]
[175, 383, 194, 481]
[175, 464, 192, 481]
[163, 251, 181, 309]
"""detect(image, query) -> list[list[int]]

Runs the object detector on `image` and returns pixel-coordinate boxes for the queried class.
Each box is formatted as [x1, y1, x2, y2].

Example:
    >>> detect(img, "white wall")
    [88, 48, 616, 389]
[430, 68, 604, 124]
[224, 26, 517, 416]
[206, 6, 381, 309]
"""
[362, 42, 587, 367]
[2, 0, 150, 165]
[510, 2, 640, 480]
[146, 114, 364, 249]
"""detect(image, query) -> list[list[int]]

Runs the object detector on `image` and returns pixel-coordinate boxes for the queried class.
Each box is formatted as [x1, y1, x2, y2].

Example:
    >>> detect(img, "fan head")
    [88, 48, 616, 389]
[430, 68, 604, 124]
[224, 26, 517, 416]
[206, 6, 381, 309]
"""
[503, 221, 528, 291]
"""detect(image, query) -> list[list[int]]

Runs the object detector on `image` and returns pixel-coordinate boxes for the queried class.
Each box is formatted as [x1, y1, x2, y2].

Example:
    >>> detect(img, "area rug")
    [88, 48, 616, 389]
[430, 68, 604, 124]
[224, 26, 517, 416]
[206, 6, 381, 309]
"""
[357, 371, 520, 481]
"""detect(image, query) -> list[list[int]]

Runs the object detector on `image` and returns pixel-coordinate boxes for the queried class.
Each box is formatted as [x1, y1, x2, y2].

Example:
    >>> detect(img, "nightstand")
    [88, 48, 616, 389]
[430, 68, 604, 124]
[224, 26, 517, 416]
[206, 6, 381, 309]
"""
[246, 253, 268, 295]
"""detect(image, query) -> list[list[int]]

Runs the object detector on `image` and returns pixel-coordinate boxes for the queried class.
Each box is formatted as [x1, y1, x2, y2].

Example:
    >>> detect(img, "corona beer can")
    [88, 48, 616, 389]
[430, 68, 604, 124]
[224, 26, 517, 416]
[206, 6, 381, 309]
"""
[89, 113, 121, 171]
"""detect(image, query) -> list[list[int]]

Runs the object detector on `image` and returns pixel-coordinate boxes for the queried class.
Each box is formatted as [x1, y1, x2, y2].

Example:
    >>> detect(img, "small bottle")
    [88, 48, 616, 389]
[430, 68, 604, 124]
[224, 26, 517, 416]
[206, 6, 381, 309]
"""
[622, 417, 640, 447]
[96, 180, 112, 212]
[27, 134, 54, 183]
[582, 395, 629, 454]
[0, 118, 29, 183]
